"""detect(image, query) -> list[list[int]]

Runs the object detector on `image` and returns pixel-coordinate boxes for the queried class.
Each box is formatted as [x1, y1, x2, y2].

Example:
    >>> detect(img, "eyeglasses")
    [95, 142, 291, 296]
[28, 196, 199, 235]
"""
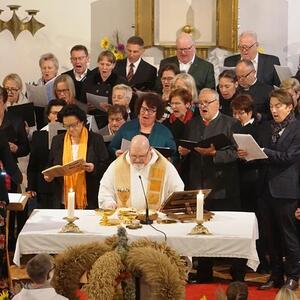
[237, 70, 254, 80]
[176, 45, 193, 52]
[71, 56, 87, 62]
[63, 121, 80, 129]
[130, 147, 150, 160]
[5, 87, 19, 93]
[199, 99, 217, 107]
[140, 106, 157, 115]
[238, 42, 257, 52]
[56, 89, 70, 94]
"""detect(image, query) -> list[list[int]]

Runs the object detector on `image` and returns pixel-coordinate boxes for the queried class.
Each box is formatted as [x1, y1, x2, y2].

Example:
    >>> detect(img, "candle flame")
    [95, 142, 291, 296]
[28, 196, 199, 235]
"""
[69, 188, 73, 193]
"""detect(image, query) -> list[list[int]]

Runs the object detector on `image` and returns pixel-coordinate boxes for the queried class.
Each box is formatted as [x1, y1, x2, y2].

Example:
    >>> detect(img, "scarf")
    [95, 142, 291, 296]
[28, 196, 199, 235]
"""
[63, 126, 88, 209]
[271, 111, 294, 144]
[169, 109, 193, 124]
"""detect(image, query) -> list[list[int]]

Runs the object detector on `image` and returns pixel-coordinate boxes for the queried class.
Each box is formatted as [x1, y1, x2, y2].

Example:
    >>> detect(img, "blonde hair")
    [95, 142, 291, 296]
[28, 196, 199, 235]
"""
[280, 78, 300, 93]
[172, 73, 198, 103]
[2, 73, 23, 90]
[275, 287, 298, 300]
[53, 74, 76, 100]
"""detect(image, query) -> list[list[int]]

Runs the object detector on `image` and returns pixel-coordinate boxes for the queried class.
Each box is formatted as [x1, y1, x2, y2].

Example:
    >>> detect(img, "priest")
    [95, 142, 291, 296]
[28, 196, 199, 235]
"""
[98, 135, 184, 210]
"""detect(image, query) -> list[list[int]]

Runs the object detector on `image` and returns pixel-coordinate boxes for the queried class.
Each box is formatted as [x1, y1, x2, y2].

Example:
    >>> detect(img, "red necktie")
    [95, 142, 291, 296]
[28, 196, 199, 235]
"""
[127, 63, 134, 82]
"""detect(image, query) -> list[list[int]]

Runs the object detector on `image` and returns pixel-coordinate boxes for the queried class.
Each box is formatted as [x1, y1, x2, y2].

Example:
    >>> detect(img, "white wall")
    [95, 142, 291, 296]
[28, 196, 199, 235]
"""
[0, 0, 300, 86]
[287, 0, 300, 74]
[238, 0, 288, 65]
[0, 0, 93, 85]
[90, 0, 135, 66]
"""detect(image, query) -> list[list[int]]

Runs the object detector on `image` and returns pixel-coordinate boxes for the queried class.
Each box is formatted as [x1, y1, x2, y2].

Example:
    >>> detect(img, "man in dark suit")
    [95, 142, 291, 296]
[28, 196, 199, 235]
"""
[236, 59, 273, 121]
[113, 36, 157, 91]
[158, 33, 215, 92]
[224, 31, 280, 87]
[179, 88, 242, 282]
[63, 45, 91, 103]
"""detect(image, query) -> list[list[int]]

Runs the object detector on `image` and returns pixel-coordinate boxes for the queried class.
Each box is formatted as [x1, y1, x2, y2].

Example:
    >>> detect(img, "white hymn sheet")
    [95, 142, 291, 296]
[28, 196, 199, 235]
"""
[121, 138, 131, 152]
[86, 93, 108, 111]
[233, 134, 268, 162]
[274, 65, 293, 84]
[26, 83, 48, 107]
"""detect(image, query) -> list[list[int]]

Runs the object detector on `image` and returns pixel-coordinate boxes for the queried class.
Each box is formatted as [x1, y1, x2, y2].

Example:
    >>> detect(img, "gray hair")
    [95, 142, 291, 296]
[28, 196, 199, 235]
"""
[113, 84, 133, 101]
[199, 88, 219, 101]
[39, 52, 59, 70]
[239, 31, 258, 42]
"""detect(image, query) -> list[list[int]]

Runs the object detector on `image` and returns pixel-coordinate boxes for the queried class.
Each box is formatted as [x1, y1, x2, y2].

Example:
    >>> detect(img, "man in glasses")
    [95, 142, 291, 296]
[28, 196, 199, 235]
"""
[98, 134, 183, 210]
[63, 44, 91, 103]
[236, 60, 273, 121]
[179, 88, 243, 283]
[224, 31, 280, 87]
[158, 33, 215, 92]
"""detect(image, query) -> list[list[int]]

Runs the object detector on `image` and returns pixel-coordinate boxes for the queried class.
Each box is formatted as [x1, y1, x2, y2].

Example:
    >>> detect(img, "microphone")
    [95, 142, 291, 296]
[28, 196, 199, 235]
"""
[138, 175, 153, 225]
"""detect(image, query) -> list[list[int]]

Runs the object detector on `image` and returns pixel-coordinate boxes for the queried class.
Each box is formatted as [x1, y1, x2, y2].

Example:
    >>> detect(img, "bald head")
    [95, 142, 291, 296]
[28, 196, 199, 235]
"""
[129, 135, 151, 168]
[130, 135, 149, 152]
[176, 33, 196, 64]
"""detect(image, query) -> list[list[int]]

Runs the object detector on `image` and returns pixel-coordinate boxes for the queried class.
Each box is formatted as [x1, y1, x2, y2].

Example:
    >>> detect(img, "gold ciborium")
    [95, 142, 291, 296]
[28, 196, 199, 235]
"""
[96, 208, 117, 226]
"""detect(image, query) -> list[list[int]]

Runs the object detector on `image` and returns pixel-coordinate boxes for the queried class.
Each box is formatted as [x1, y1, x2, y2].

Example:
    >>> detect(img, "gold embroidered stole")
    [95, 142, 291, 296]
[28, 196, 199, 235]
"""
[114, 150, 167, 210]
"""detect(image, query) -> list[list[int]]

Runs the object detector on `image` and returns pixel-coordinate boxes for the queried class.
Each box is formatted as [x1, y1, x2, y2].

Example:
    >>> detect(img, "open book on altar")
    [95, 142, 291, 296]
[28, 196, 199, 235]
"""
[42, 159, 85, 178]
[160, 189, 211, 213]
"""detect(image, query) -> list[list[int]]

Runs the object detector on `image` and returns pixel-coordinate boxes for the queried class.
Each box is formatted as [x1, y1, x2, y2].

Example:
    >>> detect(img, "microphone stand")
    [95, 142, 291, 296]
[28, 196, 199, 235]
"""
[138, 175, 153, 225]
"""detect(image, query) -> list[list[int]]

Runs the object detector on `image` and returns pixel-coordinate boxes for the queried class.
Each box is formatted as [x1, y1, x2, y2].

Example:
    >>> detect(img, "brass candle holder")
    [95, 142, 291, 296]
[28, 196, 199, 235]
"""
[189, 220, 211, 235]
[60, 216, 82, 233]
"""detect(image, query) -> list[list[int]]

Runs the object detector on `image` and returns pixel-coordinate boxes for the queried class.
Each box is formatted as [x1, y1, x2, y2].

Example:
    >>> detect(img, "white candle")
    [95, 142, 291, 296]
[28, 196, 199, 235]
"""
[196, 191, 204, 222]
[67, 189, 75, 218]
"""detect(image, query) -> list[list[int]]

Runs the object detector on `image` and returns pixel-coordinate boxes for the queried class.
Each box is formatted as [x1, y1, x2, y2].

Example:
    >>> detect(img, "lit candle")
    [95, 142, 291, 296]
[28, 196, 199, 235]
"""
[196, 191, 204, 222]
[67, 188, 75, 219]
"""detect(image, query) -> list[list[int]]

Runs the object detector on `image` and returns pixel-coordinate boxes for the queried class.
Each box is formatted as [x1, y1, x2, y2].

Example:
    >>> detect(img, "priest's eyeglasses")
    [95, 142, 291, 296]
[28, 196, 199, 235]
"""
[130, 147, 150, 161]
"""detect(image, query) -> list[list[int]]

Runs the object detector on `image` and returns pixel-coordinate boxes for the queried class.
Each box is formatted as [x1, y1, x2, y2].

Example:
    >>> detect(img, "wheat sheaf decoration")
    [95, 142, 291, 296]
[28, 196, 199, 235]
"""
[52, 227, 186, 300]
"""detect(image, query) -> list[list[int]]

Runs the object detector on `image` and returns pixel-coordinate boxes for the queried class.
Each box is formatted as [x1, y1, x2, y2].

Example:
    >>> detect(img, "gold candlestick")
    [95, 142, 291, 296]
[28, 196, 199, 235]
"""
[188, 220, 211, 235]
[60, 216, 82, 233]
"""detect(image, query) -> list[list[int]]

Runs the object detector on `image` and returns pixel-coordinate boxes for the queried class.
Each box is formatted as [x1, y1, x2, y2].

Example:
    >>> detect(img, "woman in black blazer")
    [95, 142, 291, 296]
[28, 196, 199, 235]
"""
[251, 89, 300, 291]
[45, 104, 109, 209]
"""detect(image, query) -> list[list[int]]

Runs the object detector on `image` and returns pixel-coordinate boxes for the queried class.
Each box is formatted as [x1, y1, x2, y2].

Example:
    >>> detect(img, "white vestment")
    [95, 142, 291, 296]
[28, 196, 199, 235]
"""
[98, 150, 184, 209]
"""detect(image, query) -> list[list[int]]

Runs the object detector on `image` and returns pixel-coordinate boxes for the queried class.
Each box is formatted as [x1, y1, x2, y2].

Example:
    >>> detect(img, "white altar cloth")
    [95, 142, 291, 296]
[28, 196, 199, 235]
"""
[13, 209, 259, 270]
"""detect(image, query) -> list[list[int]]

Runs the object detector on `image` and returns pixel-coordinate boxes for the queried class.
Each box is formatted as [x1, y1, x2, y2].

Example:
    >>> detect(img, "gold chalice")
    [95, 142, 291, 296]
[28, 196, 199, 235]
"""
[96, 208, 116, 226]
[118, 208, 137, 224]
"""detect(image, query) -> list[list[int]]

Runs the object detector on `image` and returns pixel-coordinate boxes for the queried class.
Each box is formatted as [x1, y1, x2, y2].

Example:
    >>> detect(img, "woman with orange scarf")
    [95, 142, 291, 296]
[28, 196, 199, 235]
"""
[44, 104, 109, 209]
